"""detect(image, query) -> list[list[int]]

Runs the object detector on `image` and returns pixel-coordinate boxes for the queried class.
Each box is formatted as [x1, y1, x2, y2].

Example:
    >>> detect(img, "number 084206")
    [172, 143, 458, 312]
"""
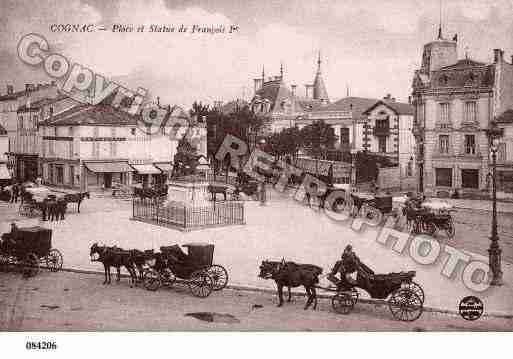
[26, 341, 57, 350]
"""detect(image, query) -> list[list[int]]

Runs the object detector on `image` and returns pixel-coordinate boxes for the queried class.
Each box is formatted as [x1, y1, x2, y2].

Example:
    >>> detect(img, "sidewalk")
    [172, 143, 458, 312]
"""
[442, 198, 513, 214]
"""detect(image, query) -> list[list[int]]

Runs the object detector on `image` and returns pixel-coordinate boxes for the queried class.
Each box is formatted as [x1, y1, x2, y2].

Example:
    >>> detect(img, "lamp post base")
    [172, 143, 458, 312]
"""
[488, 246, 503, 286]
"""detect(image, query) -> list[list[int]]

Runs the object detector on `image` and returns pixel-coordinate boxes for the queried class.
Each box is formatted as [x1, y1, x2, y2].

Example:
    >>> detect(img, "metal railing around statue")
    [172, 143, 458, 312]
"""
[131, 197, 245, 231]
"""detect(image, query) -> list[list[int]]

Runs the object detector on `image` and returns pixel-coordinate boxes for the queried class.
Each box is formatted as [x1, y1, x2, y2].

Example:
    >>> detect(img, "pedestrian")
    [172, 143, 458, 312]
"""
[11, 182, 19, 203]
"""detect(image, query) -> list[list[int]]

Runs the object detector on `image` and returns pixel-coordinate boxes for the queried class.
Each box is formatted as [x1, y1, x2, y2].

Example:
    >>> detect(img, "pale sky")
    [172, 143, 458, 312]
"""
[1, 0, 512, 108]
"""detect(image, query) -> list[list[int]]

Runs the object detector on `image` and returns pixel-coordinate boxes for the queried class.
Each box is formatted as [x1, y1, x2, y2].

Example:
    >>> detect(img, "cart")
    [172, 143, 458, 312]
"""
[0, 226, 63, 277]
[419, 201, 456, 238]
[18, 187, 53, 217]
[350, 192, 395, 219]
[319, 252, 424, 322]
[142, 243, 228, 297]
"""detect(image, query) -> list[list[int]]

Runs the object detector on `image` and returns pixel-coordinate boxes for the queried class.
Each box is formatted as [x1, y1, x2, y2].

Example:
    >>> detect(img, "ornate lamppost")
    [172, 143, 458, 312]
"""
[486, 119, 504, 286]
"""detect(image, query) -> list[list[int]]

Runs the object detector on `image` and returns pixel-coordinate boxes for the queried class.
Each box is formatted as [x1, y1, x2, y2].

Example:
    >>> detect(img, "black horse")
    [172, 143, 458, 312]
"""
[89, 243, 138, 287]
[64, 192, 90, 213]
[208, 184, 229, 201]
[259, 260, 322, 310]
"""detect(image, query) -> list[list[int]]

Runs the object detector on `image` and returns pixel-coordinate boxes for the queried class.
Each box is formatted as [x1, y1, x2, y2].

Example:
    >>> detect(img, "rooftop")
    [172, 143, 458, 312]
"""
[42, 104, 140, 126]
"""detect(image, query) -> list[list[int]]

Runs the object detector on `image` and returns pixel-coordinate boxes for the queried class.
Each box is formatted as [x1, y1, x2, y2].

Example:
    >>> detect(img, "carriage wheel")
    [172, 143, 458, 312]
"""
[445, 218, 455, 239]
[423, 221, 436, 236]
[143, 269, 162, 291]
[207, 265, 228, 291]
[331, 293, 355, 314]
[0, 254, 10, 272]
[23, 253, 39, 278]
[401, 281, 425, 303]
[45, 249, 63, 272]
[388, 289, 423, 322]
[188, 270, 213, 298]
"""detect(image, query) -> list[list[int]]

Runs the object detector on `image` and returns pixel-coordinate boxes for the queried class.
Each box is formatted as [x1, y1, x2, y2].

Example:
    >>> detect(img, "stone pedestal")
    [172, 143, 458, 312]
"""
[166, 180, 210, 207]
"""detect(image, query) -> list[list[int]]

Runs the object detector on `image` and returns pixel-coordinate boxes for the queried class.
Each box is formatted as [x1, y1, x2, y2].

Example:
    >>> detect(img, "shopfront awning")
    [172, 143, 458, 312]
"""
[84, 161, 134, 173]
[154, 163, 173, 172]
[131, 164, 162, 175]
[0, 163, 11, 180]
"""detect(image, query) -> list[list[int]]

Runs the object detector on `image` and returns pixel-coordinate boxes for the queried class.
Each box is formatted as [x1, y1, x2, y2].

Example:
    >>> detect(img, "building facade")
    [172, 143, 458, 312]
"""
[39, 102, 206, 190]
[412, 31, 513, 197]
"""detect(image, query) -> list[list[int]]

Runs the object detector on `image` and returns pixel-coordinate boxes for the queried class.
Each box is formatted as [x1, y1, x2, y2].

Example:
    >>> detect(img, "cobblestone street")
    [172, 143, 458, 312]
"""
[1, 271, 511, 331]
[1, 189, 513, 318]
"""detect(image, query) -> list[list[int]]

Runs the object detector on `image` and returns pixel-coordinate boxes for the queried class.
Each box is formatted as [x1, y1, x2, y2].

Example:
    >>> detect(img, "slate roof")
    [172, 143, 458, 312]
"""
[496, 109, 513, 124]
[320, 96, 413, 119]
[363, 100, 414, 116]
[42, 104, 139, 126]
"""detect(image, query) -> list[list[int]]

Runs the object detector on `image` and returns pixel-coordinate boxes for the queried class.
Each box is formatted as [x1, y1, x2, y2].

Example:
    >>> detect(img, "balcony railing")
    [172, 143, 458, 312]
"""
[373, 126, 390, 136]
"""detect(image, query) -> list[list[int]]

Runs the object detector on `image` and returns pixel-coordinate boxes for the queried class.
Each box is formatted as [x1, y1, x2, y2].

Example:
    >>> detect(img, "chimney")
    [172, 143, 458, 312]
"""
[494, 49, 504, 63]
[6, 85, 14, 95]
[291, 84, 297, 96]
[305, 84, 313, 99]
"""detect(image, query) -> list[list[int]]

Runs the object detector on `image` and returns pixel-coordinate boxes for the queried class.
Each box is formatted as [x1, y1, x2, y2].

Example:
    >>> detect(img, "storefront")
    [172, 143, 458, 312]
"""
[130, 164, 162, 188]
[83, 161, 133, 190]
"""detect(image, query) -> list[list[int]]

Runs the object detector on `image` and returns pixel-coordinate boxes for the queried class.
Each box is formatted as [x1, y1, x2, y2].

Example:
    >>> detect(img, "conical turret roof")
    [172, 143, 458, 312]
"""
[313, 52, 329, 101]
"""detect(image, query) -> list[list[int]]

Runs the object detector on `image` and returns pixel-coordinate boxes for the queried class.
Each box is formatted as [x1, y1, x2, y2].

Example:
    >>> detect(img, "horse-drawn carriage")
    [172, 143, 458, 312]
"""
[325, 249, 424, 321]
[18, 187, 52, 217]
[0, 226, 63, 277]
[142, 243, 228, 298]
[350, 192, 395, 219]
[403, 198, 456, 239]
[259, 246, 424, 322]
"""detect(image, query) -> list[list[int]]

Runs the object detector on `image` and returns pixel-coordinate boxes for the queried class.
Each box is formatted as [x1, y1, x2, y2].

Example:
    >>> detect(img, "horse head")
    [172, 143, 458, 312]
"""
[258, 260, 283, 279]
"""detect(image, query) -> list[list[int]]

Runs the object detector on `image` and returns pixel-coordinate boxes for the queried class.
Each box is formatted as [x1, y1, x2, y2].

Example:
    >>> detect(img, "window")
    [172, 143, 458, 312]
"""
[375, 119, 389, 129]
[464, 135, 476, 154]
[462, 169, 479, 189]
[498, 142, 507, 162]
[376, 137, 384, 152]
[56, 165, 64, 184]
[436, 168, 452, 187]
[110, 128, 117, 157]
[439, 103, 450, 124]
[407, 159, 413, 177]
[439, 135, 449, 154]
[131, 128, 136, 136]
[464, 102, 477, 123]
[69, 166, 75, 186]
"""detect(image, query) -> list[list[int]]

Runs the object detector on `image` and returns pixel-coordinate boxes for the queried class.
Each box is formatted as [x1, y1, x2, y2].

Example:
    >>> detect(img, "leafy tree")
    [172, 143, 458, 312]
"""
[267, 126, 302, 160]
[299, 120, 338, 159]
[189, 101, 210, 122]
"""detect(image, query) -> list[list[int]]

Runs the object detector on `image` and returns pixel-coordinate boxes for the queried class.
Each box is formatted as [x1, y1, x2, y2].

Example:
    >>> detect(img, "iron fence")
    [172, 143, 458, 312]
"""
[132, 198, 245, 231]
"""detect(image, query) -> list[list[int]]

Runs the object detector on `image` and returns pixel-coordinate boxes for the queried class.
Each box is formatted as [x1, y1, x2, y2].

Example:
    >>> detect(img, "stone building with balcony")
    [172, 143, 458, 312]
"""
[412, 29, 513, 197]
[39, 102, 205, 191]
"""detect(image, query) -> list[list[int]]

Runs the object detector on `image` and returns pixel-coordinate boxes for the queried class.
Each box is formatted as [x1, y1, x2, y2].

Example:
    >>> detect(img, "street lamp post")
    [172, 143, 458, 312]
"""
[486, 119, 504, 286]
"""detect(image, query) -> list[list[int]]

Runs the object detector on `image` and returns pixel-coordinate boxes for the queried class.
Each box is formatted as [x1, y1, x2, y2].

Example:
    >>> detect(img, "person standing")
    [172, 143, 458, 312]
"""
[11, 182, 19, 203]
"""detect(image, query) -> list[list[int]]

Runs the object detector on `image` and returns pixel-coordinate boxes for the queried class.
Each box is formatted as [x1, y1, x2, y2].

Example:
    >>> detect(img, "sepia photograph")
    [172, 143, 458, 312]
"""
[0, 0, 512, 355]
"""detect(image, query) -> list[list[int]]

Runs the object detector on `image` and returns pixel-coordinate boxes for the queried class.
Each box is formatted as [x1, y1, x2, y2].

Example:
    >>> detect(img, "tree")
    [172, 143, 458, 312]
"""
[267, 126, 302, 160]
[189, 101, 210, 122]
[300, 120, 338, 159]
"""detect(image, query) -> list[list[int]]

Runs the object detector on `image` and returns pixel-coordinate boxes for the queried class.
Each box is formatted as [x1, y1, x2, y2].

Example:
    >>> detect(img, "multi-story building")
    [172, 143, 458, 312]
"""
[495, 109, 513, 198]
[0, 123, 10, 182]
[0, 83, 58, 177]
[412, 29, 513, 197]
[248, 57, 414, 180]
[39, 102, 206, 190]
